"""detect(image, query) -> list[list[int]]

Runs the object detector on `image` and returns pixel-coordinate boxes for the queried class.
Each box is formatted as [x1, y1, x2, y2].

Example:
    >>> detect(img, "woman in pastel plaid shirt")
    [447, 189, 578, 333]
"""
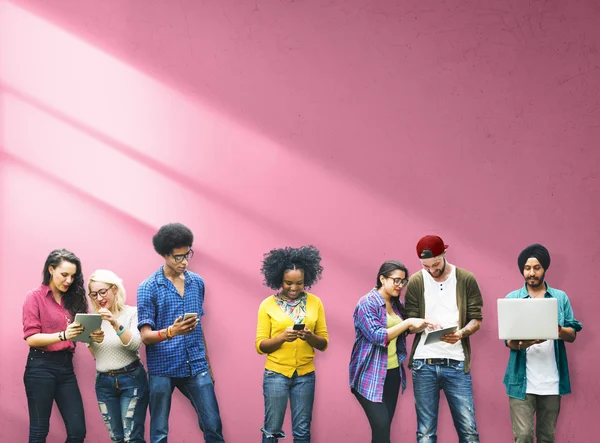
[255, 245, 329, 443]
[349, 260, 430, 443]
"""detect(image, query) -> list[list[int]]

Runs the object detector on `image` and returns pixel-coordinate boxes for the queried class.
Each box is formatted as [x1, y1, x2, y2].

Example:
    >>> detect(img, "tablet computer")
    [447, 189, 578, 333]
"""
[423, 326, 458, 345]
[72, 314, 102, 343]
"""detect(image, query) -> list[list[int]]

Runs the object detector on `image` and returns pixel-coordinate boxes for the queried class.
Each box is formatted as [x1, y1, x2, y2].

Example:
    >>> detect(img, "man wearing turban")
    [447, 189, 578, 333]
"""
[503, 244, 582, 443]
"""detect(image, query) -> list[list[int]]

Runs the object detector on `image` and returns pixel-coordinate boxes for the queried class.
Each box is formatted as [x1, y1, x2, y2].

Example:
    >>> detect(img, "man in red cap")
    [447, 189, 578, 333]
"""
[405, 235, 483, 443]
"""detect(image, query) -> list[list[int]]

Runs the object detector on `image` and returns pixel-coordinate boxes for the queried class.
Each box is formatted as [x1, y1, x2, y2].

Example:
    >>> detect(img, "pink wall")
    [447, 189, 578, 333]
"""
[1, 0, 598, 441]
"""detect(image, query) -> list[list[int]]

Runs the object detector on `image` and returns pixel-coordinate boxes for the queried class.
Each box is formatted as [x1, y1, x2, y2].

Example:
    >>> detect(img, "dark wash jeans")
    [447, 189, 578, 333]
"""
[23, 348, 86, 443]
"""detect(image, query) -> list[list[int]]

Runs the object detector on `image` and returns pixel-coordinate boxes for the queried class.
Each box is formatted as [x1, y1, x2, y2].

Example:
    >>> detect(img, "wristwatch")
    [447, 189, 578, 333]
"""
[116, 324, 125, 336]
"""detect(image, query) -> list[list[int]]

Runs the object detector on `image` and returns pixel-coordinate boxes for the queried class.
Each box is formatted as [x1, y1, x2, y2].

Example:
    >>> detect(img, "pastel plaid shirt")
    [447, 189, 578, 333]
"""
[349, 289, 407, 402]
[137, 267, 208, 377]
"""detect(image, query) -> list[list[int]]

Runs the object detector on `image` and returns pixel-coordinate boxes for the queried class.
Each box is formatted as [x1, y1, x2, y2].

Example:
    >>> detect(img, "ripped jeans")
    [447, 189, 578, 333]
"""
[95, 362, 149, 442]
[411, 359, 479, 443]
[261, 370, 315, 443]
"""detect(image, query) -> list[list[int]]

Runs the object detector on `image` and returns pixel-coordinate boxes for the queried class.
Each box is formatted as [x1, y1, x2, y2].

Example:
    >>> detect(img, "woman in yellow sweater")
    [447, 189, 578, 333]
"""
[256, 245, 329, 443]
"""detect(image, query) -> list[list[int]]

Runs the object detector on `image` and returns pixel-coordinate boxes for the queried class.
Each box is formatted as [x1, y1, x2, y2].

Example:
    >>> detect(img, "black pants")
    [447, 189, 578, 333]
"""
[23, 349, 86, 443]
[353, 367, 401, 443]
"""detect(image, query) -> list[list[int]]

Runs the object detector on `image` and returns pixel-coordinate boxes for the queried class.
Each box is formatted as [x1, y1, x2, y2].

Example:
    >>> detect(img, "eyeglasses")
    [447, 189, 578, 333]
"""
[171, 249, 194, 263]
[89, 285, 114, 300]
[386, 277, 408, 287]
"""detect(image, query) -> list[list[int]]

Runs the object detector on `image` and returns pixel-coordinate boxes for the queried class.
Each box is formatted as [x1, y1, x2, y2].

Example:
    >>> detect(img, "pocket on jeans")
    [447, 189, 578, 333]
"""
[124, 366, 145, 381]
[412, 360, 425, 371]
[25, 356, 45, 369]
[452, 361, 465, 371]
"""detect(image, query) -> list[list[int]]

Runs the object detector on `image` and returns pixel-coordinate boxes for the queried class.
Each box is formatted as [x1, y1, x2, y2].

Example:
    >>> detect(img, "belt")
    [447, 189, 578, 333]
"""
[101, 360, 140, 376]
[416, 358, 462, 366]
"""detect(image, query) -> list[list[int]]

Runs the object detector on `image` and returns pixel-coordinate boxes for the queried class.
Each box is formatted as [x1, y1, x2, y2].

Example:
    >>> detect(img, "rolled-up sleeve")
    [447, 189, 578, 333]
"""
[354, 299, 387, 348]
[561, 294, 582, 332]
[466, 275, 484, 321]
[22, 291, 41, 339]
[137, 282, 156, 330]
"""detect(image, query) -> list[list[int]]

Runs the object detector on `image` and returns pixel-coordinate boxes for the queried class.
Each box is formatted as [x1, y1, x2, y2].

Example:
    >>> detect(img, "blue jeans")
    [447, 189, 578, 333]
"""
[95, 362, 149, 442]
[23, 349, 86, 443]
[148, 371, 224, 443]
[261, 370, 315, 443]
[412, 359, 479, 443]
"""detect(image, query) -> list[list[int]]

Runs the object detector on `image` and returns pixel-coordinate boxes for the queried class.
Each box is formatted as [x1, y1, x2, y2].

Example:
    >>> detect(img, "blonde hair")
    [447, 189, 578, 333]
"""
[87, 269, 126, 314]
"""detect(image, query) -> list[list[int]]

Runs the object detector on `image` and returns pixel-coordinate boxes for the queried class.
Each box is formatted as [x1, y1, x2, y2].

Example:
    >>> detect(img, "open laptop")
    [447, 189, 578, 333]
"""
[497, 298, 559, 340]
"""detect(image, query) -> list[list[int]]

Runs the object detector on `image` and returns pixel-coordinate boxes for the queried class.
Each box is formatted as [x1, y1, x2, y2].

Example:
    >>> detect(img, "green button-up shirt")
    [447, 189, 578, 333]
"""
[503, 283, 582, 400]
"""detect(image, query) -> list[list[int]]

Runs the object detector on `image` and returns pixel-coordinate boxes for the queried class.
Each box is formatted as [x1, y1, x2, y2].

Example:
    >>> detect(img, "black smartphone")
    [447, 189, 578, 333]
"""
[293, 324, 305, 330]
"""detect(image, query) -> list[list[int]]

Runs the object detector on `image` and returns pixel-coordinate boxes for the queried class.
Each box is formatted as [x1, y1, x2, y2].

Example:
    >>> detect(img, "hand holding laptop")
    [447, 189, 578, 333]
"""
[514, 339, 546, 350]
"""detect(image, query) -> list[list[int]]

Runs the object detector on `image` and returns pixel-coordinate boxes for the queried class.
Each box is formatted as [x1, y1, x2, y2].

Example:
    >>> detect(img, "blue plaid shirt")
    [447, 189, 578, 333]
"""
[137, 267, 208, 377]
[349, 289, 407, 402]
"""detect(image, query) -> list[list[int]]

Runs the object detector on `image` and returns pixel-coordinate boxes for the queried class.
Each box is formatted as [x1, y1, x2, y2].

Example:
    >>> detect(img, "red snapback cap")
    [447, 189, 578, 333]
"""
[416, 235, 448, 259]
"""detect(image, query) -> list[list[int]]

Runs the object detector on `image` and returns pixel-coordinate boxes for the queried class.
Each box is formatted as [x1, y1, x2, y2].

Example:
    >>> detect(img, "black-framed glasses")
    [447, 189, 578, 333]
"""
[89, 285, 114, 300]
[171, 249, 194, 263]
[386, 277, 408, 287]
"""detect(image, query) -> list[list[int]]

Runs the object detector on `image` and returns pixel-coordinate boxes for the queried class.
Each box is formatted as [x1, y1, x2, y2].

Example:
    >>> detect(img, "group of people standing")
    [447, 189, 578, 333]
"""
[21, 223, 581, 443]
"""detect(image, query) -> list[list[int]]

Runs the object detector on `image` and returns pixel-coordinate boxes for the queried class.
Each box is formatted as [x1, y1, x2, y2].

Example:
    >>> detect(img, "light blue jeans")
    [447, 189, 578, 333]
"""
[412, 359, 479, 443]
[95, 363, 149, 442]
[261, 370, 315, 443]
[148, 371, 224, 443]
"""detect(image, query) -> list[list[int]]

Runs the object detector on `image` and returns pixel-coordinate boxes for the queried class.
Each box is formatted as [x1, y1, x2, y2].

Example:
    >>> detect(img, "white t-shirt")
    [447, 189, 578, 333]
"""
[526, 340, 560, 395]
[89, 305, 143, 372]
[413, 267, 465, 361]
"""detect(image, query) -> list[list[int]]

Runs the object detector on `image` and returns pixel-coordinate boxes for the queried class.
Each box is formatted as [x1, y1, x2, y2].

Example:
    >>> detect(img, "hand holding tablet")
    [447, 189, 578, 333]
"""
[71, 314, 103, 343]
[423, 326, 459, 345]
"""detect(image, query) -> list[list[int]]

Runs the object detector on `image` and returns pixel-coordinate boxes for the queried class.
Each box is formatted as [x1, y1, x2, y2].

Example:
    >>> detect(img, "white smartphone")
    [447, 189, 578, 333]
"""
[183, 313, 198, 321]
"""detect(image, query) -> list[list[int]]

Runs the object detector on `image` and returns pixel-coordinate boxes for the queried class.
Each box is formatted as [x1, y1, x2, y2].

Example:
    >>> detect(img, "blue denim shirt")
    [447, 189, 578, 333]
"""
[503, 283, 582, 399]
[137, 267, 207, 377]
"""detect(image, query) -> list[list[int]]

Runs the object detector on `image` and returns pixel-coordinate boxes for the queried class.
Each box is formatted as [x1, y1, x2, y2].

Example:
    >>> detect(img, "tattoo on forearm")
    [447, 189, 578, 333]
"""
[461, 319, 481, 338]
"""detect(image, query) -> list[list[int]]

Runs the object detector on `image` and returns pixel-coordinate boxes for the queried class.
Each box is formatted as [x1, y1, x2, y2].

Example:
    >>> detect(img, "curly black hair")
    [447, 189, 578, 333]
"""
[42, 249, 88, 318]
[261, 245, 323, 290]
[152, 223, 194, 256]
[375, 260, 409, 316]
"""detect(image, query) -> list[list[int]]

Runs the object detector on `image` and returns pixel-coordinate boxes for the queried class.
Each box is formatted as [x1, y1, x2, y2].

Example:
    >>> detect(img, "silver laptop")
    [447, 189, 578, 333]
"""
[497, 298, 559, 340]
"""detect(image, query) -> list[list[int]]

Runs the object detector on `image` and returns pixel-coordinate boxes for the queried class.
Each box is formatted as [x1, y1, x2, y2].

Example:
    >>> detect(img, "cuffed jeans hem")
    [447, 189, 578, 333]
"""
[261, 427, 286, 443]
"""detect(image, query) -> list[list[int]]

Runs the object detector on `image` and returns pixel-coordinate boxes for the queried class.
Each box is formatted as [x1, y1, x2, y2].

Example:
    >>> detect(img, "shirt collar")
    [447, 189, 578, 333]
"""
[519, 281, 554, 299]
[369, 288, 387, 307]
[156, 267, 190, 286]
[42, 284, 53, 297]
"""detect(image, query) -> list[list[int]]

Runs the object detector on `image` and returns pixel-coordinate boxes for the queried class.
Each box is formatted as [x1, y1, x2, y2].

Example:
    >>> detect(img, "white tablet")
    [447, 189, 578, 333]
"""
[498, 298, 558, 340]
[423, 326, 458, 345]
[72, 314, 102, 343]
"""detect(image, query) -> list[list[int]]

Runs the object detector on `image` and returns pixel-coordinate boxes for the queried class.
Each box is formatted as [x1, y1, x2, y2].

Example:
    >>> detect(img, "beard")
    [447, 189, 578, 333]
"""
[525, 272, 545, 288]
[428, 258, 447, 278]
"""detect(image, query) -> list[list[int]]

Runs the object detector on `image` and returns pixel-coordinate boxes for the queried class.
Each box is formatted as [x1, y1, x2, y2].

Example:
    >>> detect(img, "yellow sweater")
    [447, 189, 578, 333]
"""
[255, 292, 329, 377]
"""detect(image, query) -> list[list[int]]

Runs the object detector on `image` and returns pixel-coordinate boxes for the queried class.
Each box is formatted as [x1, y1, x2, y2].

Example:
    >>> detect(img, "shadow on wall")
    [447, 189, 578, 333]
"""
[10, 0, 600, 265]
